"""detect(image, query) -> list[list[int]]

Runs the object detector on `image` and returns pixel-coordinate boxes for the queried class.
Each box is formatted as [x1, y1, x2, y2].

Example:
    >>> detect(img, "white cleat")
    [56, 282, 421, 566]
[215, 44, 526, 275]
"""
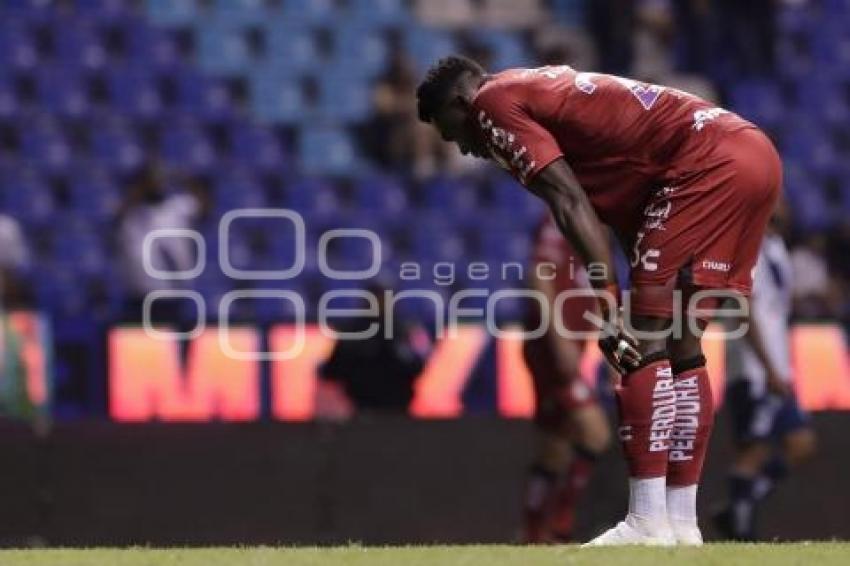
[670, 521, 703, 546]
[582, 517, 676, 547]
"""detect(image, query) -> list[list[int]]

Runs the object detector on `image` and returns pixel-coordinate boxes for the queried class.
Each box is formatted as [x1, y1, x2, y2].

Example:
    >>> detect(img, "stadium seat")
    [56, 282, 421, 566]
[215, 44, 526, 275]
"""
[250, 71, 311, 124]
[227, 122, 288, 173]
[159, 119, 217, 171]
[169, 67, 235, 121]
[52, 22, 108, 71]
[196, 21, 255, 77]
[331, 25, 390, 78]
[349, 0, 410, 28]
[124, 23, 185, 70]
[106, 65, 164, 118]
[0, 21, 38, 71]
[211, 0, 269, 27]
[299, 127, 360, 176]
[35, 66, 91, 119]
[405, 27, 457, 73]
[317, 74, 372, 123]
[263, 25, 322, 75]
[146, 0, 200, 28]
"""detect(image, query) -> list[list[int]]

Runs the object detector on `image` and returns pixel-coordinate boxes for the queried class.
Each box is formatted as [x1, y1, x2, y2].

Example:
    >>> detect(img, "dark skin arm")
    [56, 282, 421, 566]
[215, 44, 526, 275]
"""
[527, 158, 641, 372]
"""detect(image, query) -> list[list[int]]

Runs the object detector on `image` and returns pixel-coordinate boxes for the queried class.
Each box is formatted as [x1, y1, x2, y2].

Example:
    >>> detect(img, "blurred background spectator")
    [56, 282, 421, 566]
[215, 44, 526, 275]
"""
[318, 283, 431, 416]
[116, 165, 210, 323]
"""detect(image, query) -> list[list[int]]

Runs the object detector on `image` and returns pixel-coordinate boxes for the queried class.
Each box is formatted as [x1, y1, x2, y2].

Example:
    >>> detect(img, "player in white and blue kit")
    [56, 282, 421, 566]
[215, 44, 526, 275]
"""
[715, 211, 817, 540]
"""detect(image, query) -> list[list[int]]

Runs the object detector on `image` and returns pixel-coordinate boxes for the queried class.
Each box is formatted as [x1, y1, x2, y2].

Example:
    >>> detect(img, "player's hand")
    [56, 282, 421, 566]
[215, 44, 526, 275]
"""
[598, 310, 641, 376]
[766, 370, 792, 398]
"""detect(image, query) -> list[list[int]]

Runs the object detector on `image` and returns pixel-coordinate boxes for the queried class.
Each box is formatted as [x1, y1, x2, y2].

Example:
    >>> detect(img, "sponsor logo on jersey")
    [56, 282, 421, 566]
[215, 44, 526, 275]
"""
[478, 110, 536, 183]
[693, 107, 728, 131]
[701, 259, 732, 272]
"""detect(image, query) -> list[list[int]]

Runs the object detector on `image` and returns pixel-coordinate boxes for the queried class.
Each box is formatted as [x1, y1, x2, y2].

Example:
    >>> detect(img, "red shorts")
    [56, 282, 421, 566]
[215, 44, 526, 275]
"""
[628, 127, 782, 318]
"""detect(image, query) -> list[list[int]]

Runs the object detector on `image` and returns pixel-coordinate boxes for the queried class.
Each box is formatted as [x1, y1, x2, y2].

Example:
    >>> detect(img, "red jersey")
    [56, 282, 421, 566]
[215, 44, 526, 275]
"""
[528, 213, 597, 334]
[532, 213, 590, 293]
[471, 66, 756, 237]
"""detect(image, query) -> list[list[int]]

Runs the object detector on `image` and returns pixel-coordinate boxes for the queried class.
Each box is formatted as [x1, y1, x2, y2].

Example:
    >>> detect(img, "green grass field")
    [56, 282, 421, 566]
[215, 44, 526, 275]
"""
[0, 544, 848, 566]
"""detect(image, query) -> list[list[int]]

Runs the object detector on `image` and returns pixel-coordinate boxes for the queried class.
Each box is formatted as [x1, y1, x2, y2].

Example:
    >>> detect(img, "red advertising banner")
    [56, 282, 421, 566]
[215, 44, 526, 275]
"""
[108, 324, 850, 422]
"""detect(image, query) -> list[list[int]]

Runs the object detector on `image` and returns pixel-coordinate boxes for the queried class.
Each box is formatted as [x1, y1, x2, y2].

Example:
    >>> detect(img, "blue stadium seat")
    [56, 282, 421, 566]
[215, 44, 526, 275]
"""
[0, 169, 55, 224]
[0, 22, 38, 71]
[159, 119, 217, 171]
[279, 0, 337, 26]
[170, 67, 235, 120]
[332, 26, 390, 78]
[196, 21, 255, 77]
[467, 30, 529, 70]
[0, 72, 20, 119]
[106, 66, 164, 118]
[353, 174, 408, 216]
[421, 176, 480, 212]
[213, 167, 268, 213]
[146, 0, 200, 28]
[89, 120, 144, 173]
[53, 22, 108, 70]
[406, 28, 457, 73]
[283, 177, 340, 215]
[349, 0, 410, 27]
[211, 0, 269, 27]
[251, 72, 311, 124]
[68, 166, 121, 222]
[125, 22, 185, 69]
[19, 119, 73, 174]
[228, 122, 288, 173]
[299, 127, 360, 175]
[263, 26, 321, 75]
[318, 74, 372, 123]
[730, 79, 784, 128]
[74, 0, 134, 22]
[35, 66, 91, 119]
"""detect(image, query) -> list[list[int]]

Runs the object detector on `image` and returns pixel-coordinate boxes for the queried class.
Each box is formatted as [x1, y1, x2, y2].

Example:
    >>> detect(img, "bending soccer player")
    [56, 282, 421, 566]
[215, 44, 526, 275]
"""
[416, 57, 781, 545]
[717, 210, 816, 540]
[522, 214, 611, 543]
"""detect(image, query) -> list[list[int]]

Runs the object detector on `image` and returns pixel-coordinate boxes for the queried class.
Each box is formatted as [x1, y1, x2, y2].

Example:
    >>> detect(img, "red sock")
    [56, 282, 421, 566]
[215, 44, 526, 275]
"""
[616, 356, 676, 478]
[667, 358, 715, 486]
[522, 465, 558, 543]
[549, 452, 595, 541]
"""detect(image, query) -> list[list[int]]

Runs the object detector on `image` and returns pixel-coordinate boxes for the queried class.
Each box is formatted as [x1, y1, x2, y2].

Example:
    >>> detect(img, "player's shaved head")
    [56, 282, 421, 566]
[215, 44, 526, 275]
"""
[416, 55, 486, 123]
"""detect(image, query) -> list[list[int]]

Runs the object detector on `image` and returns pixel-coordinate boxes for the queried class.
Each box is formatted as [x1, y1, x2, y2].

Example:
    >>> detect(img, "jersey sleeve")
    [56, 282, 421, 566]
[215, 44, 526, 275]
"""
[472, 80, 564, 186]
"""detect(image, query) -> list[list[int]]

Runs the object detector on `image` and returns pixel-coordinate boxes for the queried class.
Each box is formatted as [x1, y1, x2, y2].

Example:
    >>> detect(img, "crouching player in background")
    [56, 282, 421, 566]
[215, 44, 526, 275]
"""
[522, 214, 611, 543]
[716, 209, 816, 540]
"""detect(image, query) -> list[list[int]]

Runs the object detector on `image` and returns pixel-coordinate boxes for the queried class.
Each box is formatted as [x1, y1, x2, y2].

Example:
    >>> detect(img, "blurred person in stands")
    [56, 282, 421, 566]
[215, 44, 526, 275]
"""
[366, 50, 450, 179]
[116, 165, 210, 323]
[0, 213, 31, 309]
[716, 205, 816, 540]
[317, 283, 431, 416]
[521, 214, 611, 543]
[789, 233, 837, 319]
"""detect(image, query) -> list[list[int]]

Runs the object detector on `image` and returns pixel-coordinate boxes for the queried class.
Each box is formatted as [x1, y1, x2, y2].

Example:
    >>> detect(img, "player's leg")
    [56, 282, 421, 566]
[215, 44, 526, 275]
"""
[664, 308, 716, 545]
[585, 310, 677, 546]
[522, 338, 609, 543]
[547, 402, 611, 541]
[729, 401, 816, 540]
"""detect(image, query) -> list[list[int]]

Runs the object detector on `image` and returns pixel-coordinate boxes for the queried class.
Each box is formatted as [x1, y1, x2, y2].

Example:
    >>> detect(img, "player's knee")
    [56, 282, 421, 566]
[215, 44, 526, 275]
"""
[538, 433, 573, 472]
[785, 428, 817, 465]
[571, 406, 611, 455]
